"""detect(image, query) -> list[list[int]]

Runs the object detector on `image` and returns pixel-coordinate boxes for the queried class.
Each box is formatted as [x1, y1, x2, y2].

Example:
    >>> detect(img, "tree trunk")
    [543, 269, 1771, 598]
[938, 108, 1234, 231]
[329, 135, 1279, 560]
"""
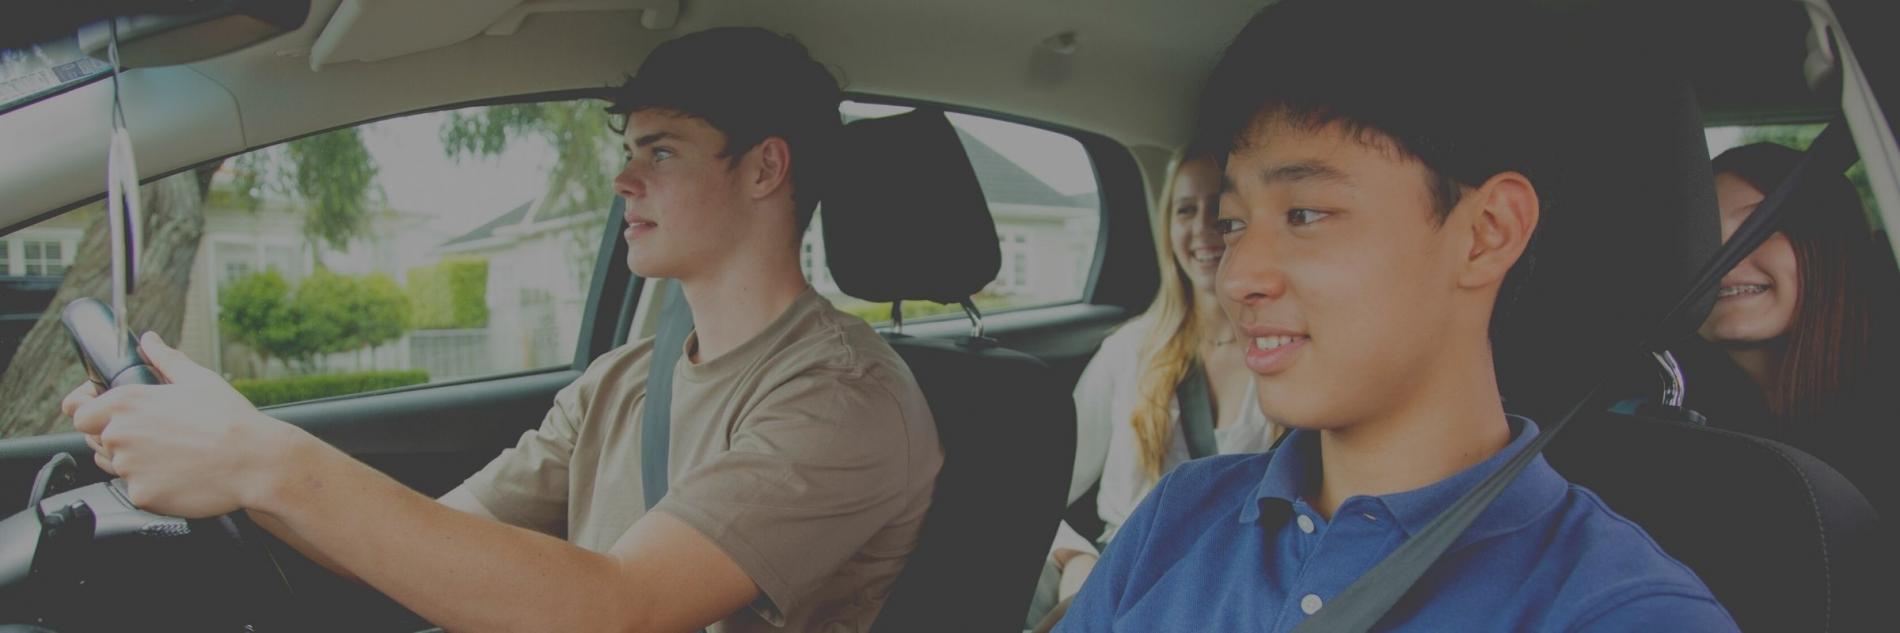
[0, 164, 217, 439]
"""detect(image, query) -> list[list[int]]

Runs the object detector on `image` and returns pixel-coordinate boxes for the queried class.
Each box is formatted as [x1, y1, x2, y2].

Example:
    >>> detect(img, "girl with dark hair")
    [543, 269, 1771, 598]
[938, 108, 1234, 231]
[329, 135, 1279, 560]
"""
[1690, 141, 1897, 518]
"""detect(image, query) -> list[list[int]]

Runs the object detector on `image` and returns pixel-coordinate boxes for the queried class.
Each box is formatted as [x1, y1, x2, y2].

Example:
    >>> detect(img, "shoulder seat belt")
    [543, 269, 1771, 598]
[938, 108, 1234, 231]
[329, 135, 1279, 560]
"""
[641, 281, 694, 511]
[1178, 362, 1220, 459]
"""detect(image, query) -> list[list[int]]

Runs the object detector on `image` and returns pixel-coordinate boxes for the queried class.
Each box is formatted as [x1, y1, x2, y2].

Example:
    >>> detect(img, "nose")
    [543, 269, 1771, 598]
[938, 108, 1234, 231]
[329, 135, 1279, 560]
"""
[1216, 219, 1288, 310]
[613, 162, 645, 200]
[1191, 196, 1221, 239]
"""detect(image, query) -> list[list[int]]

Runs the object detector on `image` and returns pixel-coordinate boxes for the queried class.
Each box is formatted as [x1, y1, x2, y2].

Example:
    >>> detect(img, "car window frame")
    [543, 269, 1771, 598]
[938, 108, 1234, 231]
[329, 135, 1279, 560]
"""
[0, 88, 633, 410]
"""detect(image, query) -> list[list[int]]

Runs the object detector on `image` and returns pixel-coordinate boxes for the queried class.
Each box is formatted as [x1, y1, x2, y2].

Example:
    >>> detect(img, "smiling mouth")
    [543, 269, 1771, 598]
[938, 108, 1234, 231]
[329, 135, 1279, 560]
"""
[1717, 284, 1770, 299]
[1253, 335, 1306, 350]
[1191, 249, 1224, 264]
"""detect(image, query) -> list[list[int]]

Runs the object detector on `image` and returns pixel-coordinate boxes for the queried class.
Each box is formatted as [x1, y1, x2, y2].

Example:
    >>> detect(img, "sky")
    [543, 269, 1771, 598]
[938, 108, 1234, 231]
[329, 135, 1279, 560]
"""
[357, 110, 561, 239]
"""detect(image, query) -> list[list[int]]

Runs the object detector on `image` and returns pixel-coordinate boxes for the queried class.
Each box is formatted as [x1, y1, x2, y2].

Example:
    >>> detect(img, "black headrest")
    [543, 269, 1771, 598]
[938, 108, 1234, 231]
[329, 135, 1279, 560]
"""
[822, 109, 1001, 305]
[1492, 6, 1723, 420]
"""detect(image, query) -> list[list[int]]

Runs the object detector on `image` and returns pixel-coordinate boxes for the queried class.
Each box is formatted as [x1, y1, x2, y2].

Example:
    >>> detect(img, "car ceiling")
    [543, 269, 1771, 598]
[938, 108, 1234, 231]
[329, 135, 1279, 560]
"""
[0, 0, 1834, 232]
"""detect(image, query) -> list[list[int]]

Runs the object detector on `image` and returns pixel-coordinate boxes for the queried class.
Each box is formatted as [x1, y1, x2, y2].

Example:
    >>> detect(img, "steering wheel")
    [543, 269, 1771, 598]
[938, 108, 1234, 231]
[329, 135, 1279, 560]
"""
[4, 460, 300, 631]
[0, 299, 302, 630]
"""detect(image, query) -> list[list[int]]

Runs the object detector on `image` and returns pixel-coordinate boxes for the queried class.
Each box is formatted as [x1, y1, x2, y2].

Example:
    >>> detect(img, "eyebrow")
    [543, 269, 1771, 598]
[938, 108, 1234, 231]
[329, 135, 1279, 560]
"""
[630, 131, 680, 149]
[1257, 161, 1351, 186]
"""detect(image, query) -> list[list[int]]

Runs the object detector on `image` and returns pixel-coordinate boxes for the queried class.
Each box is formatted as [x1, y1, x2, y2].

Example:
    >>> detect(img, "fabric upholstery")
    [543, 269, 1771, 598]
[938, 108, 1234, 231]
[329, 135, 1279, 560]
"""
[871, 339, 1075, 632]
[822, 107, 1077, 631]
[823, 109, 1000, 304]
[1545, 411, 1884, 632]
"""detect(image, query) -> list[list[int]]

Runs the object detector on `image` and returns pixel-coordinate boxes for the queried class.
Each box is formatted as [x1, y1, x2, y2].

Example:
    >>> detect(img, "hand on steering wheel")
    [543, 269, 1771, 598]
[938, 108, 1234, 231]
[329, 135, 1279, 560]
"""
[64, 332, 293, 518]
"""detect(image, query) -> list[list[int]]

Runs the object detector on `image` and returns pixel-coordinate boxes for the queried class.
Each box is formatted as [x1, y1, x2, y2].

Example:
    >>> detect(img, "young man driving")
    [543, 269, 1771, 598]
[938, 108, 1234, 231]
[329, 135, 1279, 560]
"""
[1057, 1, 1737, 631]
[63, 28, 943, 633]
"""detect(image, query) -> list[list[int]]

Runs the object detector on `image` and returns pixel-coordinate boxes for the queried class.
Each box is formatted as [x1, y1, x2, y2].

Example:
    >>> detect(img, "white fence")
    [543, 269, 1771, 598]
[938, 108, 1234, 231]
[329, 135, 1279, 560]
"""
[408, 328, 496, 380]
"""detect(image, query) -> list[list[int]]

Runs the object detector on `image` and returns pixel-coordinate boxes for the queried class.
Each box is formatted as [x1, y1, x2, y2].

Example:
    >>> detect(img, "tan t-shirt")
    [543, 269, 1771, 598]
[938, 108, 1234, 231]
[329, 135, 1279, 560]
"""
[460, 289, 942, 632]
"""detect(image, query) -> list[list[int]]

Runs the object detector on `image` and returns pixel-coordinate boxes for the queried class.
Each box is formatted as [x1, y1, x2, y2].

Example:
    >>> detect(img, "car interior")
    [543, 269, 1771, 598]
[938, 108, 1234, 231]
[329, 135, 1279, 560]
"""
[0, 0, 1894, 631]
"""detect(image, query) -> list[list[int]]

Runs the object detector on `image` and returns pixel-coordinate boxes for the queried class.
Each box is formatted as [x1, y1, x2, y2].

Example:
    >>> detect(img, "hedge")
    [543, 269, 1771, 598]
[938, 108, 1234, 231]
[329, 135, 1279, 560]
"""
[408, 258, 489, 330]
[234, 370, 430, 408]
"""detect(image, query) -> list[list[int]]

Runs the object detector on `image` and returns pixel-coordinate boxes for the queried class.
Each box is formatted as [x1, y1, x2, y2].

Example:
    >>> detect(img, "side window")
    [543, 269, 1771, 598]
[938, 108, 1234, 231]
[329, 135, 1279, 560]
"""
[808, 101, 1103, 324]
[1706, 123, 1885, 226]
[0, 99, 618, 438]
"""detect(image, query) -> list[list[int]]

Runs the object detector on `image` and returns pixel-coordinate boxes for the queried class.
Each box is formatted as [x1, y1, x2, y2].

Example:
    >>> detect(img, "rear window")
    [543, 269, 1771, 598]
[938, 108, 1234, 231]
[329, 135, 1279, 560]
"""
[1705, 122, 1884, 227]
[809, 101, 1103, 324]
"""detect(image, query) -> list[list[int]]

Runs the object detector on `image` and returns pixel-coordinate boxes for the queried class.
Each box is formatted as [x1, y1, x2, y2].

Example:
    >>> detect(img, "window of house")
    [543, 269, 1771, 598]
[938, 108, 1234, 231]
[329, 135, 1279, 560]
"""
[0, 98, 621, 438]
[19, 239, 67, 276]
[813, 101, 1104, 324]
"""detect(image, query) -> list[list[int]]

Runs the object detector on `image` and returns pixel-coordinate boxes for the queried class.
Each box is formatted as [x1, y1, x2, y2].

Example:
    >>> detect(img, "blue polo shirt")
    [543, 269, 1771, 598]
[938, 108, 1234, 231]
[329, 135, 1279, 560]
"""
[1056, 417, 1737, 632]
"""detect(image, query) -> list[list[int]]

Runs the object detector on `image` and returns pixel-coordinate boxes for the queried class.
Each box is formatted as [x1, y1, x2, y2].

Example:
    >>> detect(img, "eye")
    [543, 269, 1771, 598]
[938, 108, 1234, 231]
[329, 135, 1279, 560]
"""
[652, 147, 676, 162]
[1213, 218, 1246, 235]
[1176, 203, 1197, 216]
[1287, 208, 1330, 226]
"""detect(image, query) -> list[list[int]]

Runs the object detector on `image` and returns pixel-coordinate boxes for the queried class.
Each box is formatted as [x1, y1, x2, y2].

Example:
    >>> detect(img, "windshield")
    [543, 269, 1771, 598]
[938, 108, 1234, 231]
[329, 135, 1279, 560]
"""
[0, 36, 108, 113]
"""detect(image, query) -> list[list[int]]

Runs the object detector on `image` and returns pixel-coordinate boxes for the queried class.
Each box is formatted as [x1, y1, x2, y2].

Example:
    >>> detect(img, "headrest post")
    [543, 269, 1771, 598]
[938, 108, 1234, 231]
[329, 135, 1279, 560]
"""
[959, 298, 984, 340]
[890, 301, 905, 336]
[1652, 350, 1687, 408]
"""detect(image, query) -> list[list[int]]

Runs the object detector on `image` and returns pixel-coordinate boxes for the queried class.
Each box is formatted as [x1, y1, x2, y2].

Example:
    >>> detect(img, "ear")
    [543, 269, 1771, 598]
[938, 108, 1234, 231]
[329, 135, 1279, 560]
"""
[745, 136, 794, 202]
[1457, 171, 1539, 290]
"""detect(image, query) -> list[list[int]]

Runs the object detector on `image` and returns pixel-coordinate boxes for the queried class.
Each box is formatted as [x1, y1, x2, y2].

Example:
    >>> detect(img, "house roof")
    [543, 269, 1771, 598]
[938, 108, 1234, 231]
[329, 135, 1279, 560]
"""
[952, 128, 1094, 209]
[440, 199, 534, 248]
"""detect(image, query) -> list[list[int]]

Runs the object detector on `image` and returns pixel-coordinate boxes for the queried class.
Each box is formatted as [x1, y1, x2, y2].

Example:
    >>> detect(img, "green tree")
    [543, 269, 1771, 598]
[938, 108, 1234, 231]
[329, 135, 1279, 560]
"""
[219, 269, 321, 373]
[229, 127, 384, 254]
[0, 165, 217, 438]
[408, 258, 490, 329]
[440, 101, 618, 291]
[292, 270, 411, 365]
[220, 269, 411, 375]
[350, 273, 412, 353]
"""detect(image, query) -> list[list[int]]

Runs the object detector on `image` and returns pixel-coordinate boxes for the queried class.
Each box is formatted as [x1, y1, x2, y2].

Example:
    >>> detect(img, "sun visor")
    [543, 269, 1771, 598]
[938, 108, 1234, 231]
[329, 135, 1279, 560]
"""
[307, 0, 679, 71]
[76, 0, 310, 69]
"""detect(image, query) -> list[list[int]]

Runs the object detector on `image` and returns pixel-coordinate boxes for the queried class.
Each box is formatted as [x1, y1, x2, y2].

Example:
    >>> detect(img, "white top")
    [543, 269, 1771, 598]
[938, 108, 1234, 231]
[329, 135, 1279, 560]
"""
[1052, 313, 1279, 557]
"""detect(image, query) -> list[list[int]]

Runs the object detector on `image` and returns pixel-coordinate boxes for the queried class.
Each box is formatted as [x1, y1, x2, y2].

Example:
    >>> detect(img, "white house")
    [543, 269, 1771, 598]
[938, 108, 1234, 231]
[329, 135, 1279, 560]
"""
[430, 196, 607, 378]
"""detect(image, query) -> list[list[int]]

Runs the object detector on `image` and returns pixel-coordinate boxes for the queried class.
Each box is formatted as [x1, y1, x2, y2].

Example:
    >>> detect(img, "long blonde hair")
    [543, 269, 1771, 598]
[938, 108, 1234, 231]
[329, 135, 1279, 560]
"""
[1130, 149, 1218, 482]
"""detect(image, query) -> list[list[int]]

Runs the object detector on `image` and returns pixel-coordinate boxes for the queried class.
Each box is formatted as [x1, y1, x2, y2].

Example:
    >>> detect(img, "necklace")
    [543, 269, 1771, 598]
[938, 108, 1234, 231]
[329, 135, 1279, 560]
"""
[1203, 334, 1236, 348]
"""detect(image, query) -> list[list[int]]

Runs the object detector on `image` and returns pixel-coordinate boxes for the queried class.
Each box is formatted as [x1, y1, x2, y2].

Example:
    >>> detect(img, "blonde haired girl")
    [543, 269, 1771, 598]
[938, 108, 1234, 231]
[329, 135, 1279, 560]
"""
[1029, 148, 1280, 628]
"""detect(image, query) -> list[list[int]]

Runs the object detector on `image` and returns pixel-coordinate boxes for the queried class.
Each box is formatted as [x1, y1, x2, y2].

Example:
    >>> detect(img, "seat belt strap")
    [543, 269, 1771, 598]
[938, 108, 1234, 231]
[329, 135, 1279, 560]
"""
[641, 281, 693, 511]
[1291, 118, 1856, 633]
[1177, 362, 1219, 459]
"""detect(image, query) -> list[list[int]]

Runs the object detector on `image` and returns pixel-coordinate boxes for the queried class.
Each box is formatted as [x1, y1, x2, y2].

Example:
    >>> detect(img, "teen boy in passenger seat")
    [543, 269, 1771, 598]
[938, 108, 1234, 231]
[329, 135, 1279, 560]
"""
[1057, 1, 1737, 630]
[65, 28, 942, 633]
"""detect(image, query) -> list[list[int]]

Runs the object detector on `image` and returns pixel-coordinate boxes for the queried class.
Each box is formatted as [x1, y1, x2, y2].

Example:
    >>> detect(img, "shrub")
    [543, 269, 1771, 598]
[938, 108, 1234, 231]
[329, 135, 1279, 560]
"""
[233, 370, 430, 408]
[218, 268, 318, 368]
[296, 269, 411, 354]
[408, 258, 489, 329]
[220, 268, 414, 373]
